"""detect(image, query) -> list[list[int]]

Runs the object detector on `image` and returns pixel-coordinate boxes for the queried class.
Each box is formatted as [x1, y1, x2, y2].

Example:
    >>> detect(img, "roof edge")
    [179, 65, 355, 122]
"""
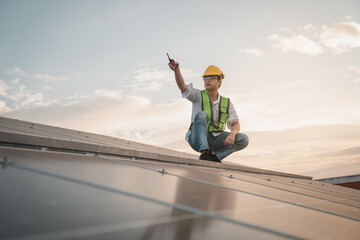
[0, 131, 312, 180]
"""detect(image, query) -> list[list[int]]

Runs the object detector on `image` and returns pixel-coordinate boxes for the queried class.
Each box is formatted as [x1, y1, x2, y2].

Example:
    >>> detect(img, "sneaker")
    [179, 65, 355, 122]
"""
[199, 151, 212, 161]
[210, 152, 221, 163]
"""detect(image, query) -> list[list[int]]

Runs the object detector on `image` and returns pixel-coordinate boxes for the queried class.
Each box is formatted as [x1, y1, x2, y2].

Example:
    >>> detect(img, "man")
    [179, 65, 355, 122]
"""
[169, 62, 249, 162]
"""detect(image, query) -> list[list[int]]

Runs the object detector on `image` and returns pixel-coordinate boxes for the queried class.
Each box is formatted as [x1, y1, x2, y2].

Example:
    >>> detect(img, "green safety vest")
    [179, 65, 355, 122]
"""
[201, 90, 230, 133]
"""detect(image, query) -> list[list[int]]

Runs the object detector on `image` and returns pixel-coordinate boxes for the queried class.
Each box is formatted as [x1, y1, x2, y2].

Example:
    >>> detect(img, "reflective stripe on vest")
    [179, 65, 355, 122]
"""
[201, 90, 230, 133]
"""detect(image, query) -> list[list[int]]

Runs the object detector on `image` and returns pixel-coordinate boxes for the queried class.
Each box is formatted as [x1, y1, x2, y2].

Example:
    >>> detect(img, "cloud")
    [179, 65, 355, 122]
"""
[0, 80, 9, 96]
[338, 65, 360, 83]
[238, 48, 265, 57]
[94, 89, 124, 99]
[126, 66, 199, 92]
[43, 85, 53, 91]
[2, 89, 191, 146]
[6, 67, 27, 76]
[0, 100, 11, 113]
[0, 79, 55, 109]
[269, 34, 324, 56]
[21, 92, 45, 106]
[32, 74, 67, 81]
[6, 67, 67, 81]
[320, 21, 360, 54]
[125, 67, 173, 92]
[270, 21, 360, 55]
[298, 24, 315, 32]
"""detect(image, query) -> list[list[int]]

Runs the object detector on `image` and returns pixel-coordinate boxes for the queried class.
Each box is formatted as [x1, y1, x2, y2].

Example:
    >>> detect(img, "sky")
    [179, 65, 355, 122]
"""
[0, 0, 359, 179]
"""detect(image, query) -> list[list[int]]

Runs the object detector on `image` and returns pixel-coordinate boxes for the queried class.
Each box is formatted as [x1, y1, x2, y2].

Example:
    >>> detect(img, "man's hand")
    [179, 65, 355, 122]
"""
[169, 61, 187, 92]
[168, 62, 179, 71]
[224, 121, 240, 145]
[224, 132, 236, 145]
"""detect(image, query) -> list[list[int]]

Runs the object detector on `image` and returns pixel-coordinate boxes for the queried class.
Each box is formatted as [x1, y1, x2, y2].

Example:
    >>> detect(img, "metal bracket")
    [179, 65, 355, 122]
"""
[158, 168, 168, 174]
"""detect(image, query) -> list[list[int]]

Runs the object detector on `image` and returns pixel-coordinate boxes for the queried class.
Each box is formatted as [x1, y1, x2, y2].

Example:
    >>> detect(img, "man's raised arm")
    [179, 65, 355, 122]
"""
[169, 62, 188, 92]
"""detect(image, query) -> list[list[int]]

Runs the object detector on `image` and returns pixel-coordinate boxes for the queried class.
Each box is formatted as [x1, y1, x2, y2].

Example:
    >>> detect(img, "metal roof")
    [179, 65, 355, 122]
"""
[318, 174, 360, 185]
[1, 116, 359, 239]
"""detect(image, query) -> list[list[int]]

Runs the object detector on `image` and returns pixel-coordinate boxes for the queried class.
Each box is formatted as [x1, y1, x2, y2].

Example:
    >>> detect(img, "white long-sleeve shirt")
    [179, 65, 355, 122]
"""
[182, 83, 239, 142]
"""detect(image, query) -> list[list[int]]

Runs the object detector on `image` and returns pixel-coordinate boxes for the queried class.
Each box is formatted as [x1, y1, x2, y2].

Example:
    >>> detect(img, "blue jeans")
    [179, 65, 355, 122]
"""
[188, 111, 249, 161]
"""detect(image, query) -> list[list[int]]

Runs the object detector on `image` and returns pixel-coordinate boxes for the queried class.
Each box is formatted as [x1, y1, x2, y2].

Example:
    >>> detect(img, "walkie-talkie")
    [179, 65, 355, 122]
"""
[167, 53, 175, 67]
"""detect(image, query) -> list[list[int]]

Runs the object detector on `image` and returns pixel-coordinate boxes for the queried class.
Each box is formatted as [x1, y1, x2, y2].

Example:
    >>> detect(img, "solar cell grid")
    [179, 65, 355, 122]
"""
[1, 148, 359, 239]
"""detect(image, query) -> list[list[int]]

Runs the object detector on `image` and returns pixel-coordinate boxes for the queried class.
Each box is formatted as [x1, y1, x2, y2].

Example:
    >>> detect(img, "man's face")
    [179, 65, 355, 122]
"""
[203, 75, 221, 90]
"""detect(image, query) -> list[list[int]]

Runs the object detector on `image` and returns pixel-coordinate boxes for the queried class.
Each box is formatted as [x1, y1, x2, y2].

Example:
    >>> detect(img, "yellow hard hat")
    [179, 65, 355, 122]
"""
[202, 65, 225, 79]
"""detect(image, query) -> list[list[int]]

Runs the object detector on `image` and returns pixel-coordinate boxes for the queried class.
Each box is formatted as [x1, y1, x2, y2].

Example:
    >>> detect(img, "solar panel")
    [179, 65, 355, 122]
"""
[0, 117, 359, 239]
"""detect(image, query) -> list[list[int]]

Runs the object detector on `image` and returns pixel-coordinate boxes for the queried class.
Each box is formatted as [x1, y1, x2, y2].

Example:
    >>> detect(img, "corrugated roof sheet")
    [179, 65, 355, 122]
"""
[0, 116, 359, 239]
